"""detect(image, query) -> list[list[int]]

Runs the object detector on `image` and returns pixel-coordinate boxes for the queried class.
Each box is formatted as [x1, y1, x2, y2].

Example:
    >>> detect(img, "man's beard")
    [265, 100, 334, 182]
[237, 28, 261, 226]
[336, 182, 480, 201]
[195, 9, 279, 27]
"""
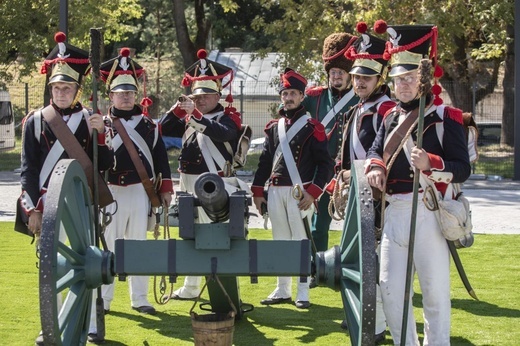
[331, 80, 345, 89]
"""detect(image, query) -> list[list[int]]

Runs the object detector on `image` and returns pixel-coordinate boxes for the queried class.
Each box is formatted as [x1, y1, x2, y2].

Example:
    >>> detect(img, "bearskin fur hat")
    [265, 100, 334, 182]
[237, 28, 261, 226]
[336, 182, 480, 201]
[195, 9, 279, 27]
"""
[322, 32, 357, 74]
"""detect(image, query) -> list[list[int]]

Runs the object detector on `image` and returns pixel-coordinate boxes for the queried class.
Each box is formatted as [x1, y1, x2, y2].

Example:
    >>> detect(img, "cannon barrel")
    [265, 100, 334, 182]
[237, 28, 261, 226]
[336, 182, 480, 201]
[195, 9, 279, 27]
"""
[194, 172, 230, 222]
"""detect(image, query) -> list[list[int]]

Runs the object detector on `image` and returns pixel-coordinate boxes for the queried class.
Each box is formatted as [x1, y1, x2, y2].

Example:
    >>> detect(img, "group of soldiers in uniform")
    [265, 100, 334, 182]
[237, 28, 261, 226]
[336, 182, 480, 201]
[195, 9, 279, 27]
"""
[19, 18, 470, 346]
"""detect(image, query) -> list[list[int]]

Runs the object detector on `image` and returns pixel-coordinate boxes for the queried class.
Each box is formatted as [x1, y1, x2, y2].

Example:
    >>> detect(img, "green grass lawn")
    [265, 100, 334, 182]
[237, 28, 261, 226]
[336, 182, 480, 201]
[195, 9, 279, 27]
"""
[0, 222, 519, 345]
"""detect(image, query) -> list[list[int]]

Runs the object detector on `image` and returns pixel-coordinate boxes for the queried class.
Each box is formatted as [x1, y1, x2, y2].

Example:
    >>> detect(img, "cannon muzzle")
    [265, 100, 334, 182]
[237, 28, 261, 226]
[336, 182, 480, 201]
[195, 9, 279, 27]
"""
[194, 172, 229, 222]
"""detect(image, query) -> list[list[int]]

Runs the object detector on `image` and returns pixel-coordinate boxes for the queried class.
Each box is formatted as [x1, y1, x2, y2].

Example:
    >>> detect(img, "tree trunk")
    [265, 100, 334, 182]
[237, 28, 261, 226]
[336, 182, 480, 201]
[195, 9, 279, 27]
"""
[172, 0, 196, 69]
[502, 23, 515, 147]
[441, 33, 499, 119]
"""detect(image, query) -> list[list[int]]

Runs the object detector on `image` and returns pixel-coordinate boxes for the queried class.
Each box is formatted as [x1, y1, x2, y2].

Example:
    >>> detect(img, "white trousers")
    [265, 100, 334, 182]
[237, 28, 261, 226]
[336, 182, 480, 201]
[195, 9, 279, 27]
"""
[102, 184, 152, 309]
[380, 194, 451, 346]
[267, 186, 313, 302]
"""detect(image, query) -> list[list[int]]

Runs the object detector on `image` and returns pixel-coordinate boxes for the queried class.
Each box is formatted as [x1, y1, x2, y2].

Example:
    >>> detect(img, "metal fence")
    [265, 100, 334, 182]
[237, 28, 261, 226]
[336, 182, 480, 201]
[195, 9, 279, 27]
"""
[5, 79, 514, 178]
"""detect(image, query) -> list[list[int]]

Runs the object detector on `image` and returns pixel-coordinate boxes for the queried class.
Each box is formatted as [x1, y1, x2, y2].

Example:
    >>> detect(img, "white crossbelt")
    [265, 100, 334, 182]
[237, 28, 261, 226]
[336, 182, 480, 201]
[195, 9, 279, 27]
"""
[272, 114, 309, 168]
[111, 116, 156, 179]
[321, 88, 356, 128]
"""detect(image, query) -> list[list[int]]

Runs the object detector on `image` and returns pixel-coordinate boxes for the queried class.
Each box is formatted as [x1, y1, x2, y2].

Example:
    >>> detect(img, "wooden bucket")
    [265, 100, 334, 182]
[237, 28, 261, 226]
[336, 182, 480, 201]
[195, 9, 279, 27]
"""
[191, 310, 235, 346]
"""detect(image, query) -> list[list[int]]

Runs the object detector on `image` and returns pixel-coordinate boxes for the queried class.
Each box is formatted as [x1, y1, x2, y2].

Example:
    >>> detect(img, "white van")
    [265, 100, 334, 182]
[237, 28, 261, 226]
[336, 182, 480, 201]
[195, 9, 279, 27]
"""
[0, 91, 15, 150]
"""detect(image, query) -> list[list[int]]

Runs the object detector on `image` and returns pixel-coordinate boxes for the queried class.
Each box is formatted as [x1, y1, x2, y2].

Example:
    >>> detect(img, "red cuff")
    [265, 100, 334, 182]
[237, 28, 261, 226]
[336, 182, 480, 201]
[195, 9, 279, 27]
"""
[427, 153, 445, 171]
[306, 183, 323, 200]
[192, 109, 203, 120]
[159, 179, 174, 193]
[35, 198, 44, 213]
[251, 185, 265, 198]
[97, 131, 106, 145]
[365, 158, 386, 174]
[172, 105, 187, 119]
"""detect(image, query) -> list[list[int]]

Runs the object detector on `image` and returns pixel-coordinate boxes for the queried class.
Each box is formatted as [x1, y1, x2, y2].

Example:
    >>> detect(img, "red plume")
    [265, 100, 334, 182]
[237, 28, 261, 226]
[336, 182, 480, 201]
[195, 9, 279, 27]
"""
[120, 47, 131, 57]
[140, 97, 153, 117]
[54, 32, 66, 43]
[140, 97, 153, 107]
[356, 22, 368, 34]
[181, 76, 191, 87]
[373, 20, 388, 34]
[197, 49, 207, 59]
[225, 93, 233, 104]
[40, 64, 48, 74]
[434, 65, 444, 78]
[431, 84, 442, 95]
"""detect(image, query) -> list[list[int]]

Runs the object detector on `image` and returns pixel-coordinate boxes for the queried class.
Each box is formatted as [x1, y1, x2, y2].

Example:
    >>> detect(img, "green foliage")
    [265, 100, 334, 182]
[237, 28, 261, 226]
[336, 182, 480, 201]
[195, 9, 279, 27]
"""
[0, 0, 142, 83]
[1, 223, 519, 345]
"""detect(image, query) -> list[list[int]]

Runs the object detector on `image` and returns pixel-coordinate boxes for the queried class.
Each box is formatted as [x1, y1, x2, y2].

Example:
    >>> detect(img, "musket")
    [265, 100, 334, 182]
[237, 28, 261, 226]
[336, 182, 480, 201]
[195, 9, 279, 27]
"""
[89, 27, 106, 341]
[400, 59, 430, 345]
[447, 240, 479, 300]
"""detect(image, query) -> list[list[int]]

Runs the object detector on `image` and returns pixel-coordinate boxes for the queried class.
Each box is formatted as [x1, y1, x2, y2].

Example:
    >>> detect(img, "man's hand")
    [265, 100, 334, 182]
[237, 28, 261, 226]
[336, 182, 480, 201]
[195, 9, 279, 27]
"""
[160, 192, 172, 208]
[253, 196, 267, 214]
[366, 166, 386, 192]
[89, 113, 105, 132]
[410, 146, 431, 171]
[28, 210, 42, 235]
[297, 190, 315, 211]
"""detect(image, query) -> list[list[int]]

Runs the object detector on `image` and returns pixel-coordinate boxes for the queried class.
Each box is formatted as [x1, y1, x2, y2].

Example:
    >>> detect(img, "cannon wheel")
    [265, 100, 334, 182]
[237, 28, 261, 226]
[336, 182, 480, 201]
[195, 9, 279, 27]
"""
[339, 160, 377, 345]
[39, 159, 111, 345]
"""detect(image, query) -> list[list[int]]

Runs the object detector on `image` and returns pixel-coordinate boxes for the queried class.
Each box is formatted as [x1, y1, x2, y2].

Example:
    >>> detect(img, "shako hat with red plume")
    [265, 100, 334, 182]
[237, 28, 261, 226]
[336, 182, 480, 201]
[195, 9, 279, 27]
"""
[322, 32, 358, 74]
[278, 68, 307, 94]
[346, 21, 389, 77]
[40, 32, 91, 85]
[384, 24, 436, 77]
[99, 47, 144, 92]
[182, 49, 234, 100]
[384, 23, 444, 105]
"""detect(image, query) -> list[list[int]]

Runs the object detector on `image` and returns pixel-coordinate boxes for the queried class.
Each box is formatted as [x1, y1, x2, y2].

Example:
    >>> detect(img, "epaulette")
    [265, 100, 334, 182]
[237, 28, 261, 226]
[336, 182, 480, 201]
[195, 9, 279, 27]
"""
[382, 107, 397, 119]
[308, 118, 326, 141]
[444, 106, 463, 125]
[305, 86, 327, 97]
[264, 119, 278, 131]
[225, 106, 242, 129]
[378, 100, 396, 117]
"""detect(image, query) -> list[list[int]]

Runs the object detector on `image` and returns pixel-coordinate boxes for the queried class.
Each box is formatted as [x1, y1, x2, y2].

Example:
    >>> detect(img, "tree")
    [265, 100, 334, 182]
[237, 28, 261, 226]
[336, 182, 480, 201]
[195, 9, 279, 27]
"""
[248, 0, 514, 144]
[139, 0, 182, 116]
[0, 0, 142, 86]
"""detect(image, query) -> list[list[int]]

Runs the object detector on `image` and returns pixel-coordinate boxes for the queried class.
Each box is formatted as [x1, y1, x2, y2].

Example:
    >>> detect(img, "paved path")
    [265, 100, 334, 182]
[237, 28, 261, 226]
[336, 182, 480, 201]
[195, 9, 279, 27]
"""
[1, 171, 519, 234]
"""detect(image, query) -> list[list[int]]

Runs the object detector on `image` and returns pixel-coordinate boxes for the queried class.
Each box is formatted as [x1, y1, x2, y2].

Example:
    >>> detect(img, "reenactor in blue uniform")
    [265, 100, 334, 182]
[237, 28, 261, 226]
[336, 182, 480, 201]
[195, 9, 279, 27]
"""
[251, 68, 334, 309]
[19, 32, 114, 346]
[161, 49, 242, 300]
[365, 24, 471, 345]
[333, 21, 396, 344]
[86, 48, 173, 343]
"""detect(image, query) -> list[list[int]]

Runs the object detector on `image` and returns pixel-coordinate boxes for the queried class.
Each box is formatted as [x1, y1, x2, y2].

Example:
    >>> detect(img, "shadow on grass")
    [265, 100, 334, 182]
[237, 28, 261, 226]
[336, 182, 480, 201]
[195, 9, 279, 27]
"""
[101, 300, 349, 345]
[236, 302, 347, 345]
[103, 309, 194, 345]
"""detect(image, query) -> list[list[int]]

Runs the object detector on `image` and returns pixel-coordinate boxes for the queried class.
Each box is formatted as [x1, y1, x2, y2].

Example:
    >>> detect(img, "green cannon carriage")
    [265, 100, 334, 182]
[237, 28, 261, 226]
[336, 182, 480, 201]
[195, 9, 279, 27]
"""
[37, 159, 377, 345]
